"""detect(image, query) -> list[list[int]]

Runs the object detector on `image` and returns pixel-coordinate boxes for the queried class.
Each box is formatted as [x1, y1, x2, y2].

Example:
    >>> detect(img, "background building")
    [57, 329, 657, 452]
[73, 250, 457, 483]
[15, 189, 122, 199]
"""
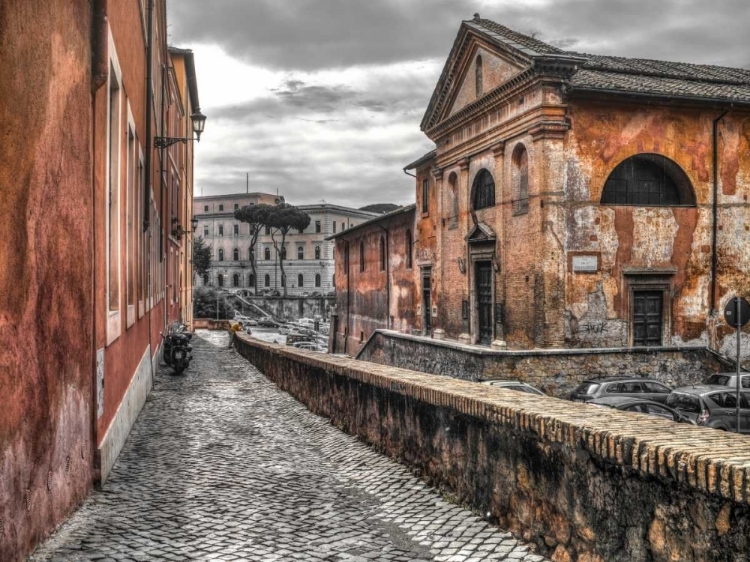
[195, 193, 377, 297]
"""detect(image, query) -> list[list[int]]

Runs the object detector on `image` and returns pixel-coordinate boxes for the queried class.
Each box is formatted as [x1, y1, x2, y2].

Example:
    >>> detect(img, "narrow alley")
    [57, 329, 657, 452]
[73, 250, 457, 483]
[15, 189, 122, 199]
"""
[30, 335, 547, 562]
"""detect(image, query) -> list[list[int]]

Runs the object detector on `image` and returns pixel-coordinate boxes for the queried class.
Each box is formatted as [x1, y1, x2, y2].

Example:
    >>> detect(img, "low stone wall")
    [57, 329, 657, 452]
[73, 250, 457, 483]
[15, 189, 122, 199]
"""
[357, 330, 733, 396]
[234, 333, 750, 562]
[193, 318, 232, 330]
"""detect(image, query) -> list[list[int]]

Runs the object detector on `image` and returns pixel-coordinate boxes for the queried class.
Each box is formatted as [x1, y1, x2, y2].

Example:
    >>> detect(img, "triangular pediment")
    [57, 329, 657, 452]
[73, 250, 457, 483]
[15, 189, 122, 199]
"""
[420, 17, 568, 134]
[467, 222, 496, 243]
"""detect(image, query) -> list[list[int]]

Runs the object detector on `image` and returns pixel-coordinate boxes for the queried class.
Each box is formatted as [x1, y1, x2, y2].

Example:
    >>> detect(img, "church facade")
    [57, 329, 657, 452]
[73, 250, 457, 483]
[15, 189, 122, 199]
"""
[332, 15, 750, 355]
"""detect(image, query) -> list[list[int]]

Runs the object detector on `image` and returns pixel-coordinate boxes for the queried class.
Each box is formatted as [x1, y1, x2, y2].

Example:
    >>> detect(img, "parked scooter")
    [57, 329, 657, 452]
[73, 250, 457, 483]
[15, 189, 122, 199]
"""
[161, 322, 194, 375]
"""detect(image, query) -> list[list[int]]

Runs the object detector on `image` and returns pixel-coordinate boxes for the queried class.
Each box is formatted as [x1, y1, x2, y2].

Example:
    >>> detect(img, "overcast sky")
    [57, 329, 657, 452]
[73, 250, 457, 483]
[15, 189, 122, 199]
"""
[168, 0, 750, 209]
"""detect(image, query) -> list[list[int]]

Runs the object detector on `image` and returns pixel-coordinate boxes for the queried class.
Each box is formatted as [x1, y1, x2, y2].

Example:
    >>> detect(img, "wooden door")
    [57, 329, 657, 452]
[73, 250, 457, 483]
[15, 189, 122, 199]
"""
[633, 291, 663, 346]
[476, 262, 493, 345]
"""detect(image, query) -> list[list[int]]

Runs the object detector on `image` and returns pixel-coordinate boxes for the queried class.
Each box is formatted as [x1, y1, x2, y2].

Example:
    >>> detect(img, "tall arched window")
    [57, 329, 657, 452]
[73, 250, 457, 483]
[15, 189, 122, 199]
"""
[315, 274, 321, 287]
[447, 172, 459, 227]
[217, 274, 224, 287]
[248, 273, 255, 287]
[475, 54, 483, 96]
[512, 144, 529, 215]
[298, 274, 304, 287]
[359, 241, 365, 272]
[264, 247, 271, 260]
[601, 154, 696, 206]
[405, 229, 413, 269]
[473, 169, 495, 210]
[264, 274, 270, 287]
[281, 274, 286, 287]
[280, 246, 287, 260]
[379, 236, 386, 271]
[233, 248, 239, 261]
[233, 273, 239, 287]
[315, 246, 321, 260]
[297, 246, 304, 260]
[218, 249, 224, 261]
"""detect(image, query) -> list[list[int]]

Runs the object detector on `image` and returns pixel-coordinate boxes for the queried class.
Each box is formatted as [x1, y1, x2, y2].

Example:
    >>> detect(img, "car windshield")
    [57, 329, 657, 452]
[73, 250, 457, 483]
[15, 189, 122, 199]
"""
[507, 385, 542, 395]
[573, 382, 600, 395]
[666, 393, 701, 413]
[705, 374, 731, 385]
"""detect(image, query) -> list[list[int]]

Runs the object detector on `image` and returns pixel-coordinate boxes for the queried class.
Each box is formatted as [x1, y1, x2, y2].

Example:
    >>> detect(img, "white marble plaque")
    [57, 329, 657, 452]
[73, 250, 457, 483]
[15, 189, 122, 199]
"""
[572, 255, 598, 273]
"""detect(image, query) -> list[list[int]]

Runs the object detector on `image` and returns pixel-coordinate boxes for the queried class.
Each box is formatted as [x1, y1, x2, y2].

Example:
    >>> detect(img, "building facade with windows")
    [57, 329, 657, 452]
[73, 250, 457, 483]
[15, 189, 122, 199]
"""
[331, 15, 750, 356]
[194, 194, 377, 296]
[0, 2, 201, 560]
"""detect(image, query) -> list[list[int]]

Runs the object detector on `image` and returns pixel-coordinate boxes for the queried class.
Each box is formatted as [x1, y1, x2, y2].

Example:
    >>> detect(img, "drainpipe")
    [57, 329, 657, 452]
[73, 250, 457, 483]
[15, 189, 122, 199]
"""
[90, 0, 108, 481]
[376, 224, 391, 330]
[403, 167, 416, 178]
[143, 0, 153, 233]
[345, 240, 350, 355]
[710, 110, 729, 315]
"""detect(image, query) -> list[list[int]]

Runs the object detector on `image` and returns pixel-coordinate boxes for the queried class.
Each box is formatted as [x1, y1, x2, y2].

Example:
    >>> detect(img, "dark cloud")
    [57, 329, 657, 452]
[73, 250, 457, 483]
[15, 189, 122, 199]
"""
[170, 0, 750, 70]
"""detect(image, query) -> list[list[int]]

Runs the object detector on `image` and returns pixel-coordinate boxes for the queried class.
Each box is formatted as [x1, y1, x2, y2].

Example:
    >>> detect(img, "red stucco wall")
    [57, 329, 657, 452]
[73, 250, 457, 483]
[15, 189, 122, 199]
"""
[0, 2, 94, 560]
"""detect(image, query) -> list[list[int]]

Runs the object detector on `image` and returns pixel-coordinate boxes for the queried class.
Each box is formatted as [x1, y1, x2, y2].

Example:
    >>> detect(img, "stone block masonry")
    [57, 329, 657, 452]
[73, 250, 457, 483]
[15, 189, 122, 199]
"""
[234, 332, 750, 562]
[358, 330, 733, 397]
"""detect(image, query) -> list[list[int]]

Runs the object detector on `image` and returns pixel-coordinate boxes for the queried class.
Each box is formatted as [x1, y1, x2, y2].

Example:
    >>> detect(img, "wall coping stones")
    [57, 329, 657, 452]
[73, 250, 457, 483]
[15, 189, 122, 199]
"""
[236, 333, 750, 506]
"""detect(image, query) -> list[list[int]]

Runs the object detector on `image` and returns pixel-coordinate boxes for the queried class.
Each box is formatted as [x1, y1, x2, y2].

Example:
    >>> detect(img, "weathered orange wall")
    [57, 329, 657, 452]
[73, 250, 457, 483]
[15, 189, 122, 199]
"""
[0, 2, 94, 560]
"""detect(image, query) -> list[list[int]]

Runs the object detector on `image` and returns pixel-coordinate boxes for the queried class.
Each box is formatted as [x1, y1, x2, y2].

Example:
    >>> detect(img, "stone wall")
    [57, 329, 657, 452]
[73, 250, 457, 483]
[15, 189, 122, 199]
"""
[233, 333, 750, 562]
[232, 294, 334, 321]
[357, 330, 732, 396]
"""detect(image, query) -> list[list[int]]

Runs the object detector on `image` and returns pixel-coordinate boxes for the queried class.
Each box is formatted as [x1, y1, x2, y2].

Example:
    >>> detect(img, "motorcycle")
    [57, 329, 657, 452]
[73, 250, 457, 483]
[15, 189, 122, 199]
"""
[161, 322, 194, 375]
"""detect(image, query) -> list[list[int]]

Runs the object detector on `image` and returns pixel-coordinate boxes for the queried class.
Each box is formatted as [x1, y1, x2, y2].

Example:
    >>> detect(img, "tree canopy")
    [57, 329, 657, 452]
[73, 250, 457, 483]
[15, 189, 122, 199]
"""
[192, 236, 212, 280]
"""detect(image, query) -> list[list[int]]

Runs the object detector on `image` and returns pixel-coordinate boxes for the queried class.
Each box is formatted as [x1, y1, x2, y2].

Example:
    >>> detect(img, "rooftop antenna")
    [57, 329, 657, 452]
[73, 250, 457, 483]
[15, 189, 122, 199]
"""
[246, 172, 249, 194]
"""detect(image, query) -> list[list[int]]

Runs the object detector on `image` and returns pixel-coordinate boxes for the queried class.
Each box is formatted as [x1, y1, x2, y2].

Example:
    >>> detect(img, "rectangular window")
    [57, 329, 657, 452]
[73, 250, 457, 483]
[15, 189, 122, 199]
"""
[204, 205, 209, 212]
[333, 222, 337, 233]
[107, 62, 122, 317]
[137, 149, 145, 318]
[218, 225, 224, 236]
[315, 220, 321, 233]
[265, 225, 271, 235]
[203, 226, 209, 236]
[234, 203, 239, 211]
[234, 224, 239, 236]
[125, 120, 136, 328]
[219, 204, 224, 211]
[421, 179, 429, 213]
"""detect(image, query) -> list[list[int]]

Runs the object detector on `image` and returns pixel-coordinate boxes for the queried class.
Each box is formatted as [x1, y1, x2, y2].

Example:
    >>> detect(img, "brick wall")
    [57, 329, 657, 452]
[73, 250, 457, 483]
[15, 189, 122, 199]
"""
[234, 333, 750, 562]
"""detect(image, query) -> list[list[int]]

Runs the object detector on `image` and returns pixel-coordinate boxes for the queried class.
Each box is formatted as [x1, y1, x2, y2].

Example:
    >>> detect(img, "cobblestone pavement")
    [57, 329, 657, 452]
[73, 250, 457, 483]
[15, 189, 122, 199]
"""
[31, 333, 549, 562]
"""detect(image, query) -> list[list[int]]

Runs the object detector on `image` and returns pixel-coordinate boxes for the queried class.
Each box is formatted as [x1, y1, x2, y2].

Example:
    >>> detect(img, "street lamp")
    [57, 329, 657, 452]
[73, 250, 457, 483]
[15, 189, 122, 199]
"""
[154, 109, 207, 149]
[171, 216, 199, 239]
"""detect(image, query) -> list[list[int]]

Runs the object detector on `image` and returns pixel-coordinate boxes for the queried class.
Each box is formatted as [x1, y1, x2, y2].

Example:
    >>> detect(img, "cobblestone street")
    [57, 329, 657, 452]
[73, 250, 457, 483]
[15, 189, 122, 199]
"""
[31, 334, 548, 562]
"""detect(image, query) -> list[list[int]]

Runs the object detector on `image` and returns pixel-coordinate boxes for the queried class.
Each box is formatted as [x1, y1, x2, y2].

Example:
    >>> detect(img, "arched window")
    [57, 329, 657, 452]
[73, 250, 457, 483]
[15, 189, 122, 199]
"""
[280, 246, 287, 260]
[248, 247, 253, 260]
[359, 241, 365, 272]
[218, 249, 224, 261]
[248, 273, 255, 287]
[233, 273, 239, 287]
[473, 169, 495, 210]
[601, 154, 696, 206]
[264, 274, 270, 287]
[405, 230, 413, 269]
[203, 273, 209, 285]
[315, 246, 321, 260]
[298, 274, 304, 287]
[512, 145, 529, 215]
[233, 248, 239, 261]
[217, 274, 224, 287]
[341, 222, 345, 231]
[315, 273, 321, 287]
[475, 54, 483, 97]
[379, 236, 386, 271]
[297, 246, 304, 260]
[281, 274, 286, 287]
[264, 247, 271, 260]
[447, 172, 458, 227]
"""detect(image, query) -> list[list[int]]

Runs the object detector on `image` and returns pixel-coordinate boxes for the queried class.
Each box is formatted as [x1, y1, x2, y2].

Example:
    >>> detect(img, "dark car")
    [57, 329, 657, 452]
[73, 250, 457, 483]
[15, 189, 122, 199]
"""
[666, 386, 750, 433]
[570, 376, 672, 403]
[588, 396, 694, 424]
[481, 380, 546, 396]
[257, 317, 279, 328]
[703, 373, 750, 389]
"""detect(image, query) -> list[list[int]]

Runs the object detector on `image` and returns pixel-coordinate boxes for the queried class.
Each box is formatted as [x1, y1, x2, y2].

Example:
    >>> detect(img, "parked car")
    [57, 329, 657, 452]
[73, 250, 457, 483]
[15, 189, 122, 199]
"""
[481, 380, 546, 396]
[588, 396, 694, 424]
[244, 319, 258, 327]
[666, 386, 750, 433]
[278, 326, 291, 335]
[257, 317, 279, 328]
[703, 372, 750, 389]
[570, 376, 672, 403]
